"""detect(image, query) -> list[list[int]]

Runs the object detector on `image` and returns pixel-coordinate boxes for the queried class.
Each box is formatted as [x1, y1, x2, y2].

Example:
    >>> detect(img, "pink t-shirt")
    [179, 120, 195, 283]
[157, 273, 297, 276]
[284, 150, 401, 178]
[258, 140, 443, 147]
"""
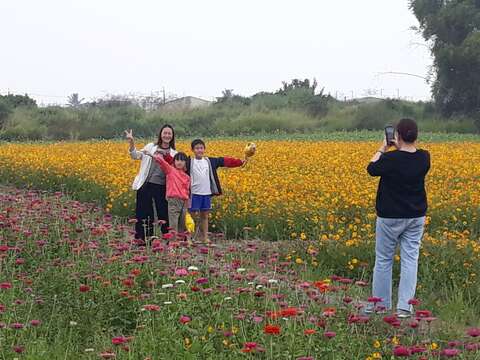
[153, 155, 190, 200]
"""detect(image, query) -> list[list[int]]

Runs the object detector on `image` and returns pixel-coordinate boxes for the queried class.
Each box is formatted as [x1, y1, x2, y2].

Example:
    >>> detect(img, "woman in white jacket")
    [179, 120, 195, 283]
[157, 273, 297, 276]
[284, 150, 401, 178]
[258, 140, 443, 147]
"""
[125, 125, 177, 241]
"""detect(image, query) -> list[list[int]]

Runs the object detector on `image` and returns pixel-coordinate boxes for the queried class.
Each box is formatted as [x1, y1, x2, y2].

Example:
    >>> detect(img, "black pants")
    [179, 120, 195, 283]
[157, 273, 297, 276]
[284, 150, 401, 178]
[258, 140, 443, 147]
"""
[135, 182, 169, 240]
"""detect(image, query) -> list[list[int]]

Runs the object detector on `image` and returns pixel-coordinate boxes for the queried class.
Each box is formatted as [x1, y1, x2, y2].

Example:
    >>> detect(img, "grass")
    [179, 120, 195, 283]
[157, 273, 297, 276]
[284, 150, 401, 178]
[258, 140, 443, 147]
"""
[0, 187, 479, 359]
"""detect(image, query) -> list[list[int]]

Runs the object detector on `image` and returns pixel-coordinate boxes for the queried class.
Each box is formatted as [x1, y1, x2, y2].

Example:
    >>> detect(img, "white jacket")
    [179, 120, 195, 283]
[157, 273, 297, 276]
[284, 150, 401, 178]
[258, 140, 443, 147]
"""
[129, 142, 177, 190]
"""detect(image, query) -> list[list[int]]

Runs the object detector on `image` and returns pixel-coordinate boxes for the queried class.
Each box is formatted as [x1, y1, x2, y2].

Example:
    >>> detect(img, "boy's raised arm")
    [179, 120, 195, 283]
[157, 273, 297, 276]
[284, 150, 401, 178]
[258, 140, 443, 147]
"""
[223, 157, 245, 168]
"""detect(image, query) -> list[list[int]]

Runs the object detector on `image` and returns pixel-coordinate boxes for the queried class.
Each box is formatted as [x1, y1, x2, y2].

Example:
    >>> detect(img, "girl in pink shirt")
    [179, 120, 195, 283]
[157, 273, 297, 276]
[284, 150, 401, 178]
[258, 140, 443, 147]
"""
[152, 152, 190, 239]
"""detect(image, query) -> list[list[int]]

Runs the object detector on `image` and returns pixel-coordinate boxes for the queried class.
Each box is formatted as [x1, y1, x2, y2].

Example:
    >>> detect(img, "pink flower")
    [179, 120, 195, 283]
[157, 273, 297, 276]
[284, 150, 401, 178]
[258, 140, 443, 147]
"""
[415, 310, 432, 318]
[30, 320, 41, 327]
[179, 315, 191, 324]
[99, 351, 116, 359]
[196, 277, 208, 284]
[143, 304, 160, 311]
[112, 336, 128, 345]
[0, 282, 12, 290]
[175, 268, 188, 276]
[10, 323, 24, 329]
[323, 331, 336, 339]
[408, 298, 421, 306]
[465, 343, 480, 351]
[253, 316, 263, 324]
[79, 284, 91, 293]
[393, 346, 411, 357]
[367, 296, 383, 303]
[440, 348, 461, 357]
[13, 346, 24, 353]
[410, 345, 427, 354]
[467, 328, 480, 337]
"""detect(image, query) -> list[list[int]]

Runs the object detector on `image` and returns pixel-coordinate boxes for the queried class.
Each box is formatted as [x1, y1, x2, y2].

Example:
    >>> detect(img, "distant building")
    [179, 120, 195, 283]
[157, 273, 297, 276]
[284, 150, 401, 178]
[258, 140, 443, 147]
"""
[355, 97, 383, 104]
[159, 96, 212, 112]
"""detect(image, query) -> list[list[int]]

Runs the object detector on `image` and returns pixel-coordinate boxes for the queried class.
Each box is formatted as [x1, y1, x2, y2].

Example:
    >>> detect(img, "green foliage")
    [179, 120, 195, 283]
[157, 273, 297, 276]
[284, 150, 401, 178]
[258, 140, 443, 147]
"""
[410, 0, 480, 120]
[0, 79, 479, 140]
[0, 93, 37, 108]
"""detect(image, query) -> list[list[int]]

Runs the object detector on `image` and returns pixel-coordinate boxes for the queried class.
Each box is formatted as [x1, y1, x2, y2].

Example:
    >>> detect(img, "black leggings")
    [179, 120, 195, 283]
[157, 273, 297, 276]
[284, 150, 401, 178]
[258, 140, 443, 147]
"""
[135, 182, 169, 240]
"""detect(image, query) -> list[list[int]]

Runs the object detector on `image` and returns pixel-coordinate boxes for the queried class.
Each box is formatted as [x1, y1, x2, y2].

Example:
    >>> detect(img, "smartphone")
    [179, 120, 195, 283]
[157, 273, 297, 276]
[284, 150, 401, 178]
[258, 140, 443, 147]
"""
[385, 125, 395, 146]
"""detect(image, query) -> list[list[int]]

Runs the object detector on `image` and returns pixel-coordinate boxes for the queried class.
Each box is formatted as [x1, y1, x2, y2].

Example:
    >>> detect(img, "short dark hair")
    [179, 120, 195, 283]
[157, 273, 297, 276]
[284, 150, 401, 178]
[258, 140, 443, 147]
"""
[174, 152, 188, 161]
[191, 139, 206, 150]
[396, 118, 418, 143]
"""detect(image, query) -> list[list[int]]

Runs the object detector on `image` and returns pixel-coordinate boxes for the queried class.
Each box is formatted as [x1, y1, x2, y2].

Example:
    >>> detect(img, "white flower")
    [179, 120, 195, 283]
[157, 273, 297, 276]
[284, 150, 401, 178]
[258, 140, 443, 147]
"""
[163, 301, 173, 305]
[256, 285, 263, 289]
[84, 349, 95, 352]
[69, 321, 78, 326]
[268, 279, 278, 284]
[175, 280, 186, 285]
[188, 266, 199, 271]
[237, 268, 246, 273]
[224, 297, 233, 301]
[162, 283, 174, 289]
[247, 282, 254, 286]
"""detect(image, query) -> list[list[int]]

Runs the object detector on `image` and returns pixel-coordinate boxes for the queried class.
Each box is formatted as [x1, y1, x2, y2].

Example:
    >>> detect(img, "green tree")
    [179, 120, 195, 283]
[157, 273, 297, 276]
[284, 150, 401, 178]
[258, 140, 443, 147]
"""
[67, 93, 85, 108]
[410, 0, 480, 120]
[0, 100, 12, 129]
[0, 93, 36, 108]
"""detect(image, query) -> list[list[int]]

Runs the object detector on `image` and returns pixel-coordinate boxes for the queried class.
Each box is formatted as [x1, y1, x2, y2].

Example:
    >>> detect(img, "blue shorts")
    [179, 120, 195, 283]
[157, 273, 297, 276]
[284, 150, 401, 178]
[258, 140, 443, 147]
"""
[189, 194, 212, 212]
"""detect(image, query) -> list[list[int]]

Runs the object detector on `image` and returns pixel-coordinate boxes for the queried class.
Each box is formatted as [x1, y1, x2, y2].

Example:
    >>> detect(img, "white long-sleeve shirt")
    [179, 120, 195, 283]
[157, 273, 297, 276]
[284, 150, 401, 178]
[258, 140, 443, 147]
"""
[129, 142, 177, 190]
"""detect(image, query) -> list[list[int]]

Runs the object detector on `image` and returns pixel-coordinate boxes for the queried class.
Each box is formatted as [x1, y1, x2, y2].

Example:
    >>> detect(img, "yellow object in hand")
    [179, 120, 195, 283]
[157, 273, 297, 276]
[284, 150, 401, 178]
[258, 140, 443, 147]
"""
[185, 212, 195, 233]
[244, 142, 256, 158]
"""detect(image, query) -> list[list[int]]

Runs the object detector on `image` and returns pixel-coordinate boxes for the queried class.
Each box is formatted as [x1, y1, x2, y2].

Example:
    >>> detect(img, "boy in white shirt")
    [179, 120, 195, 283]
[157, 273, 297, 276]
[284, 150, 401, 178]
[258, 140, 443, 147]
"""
[187, 139, 245, 242]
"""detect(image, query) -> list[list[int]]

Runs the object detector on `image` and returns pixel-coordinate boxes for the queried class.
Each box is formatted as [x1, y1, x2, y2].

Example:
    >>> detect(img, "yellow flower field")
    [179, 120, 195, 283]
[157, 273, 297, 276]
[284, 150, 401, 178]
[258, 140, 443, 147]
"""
[0, 140, 479, 244]
[0, 139, 479, 290]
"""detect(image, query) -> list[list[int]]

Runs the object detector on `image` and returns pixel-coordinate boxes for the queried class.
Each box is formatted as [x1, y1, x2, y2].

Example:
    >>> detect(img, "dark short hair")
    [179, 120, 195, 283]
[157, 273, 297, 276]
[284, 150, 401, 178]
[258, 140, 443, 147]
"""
[174, 152, 188, 161]
[191, 139, 206, 150]
[396, 118, 418, 143]
[157, 124, 176, 149]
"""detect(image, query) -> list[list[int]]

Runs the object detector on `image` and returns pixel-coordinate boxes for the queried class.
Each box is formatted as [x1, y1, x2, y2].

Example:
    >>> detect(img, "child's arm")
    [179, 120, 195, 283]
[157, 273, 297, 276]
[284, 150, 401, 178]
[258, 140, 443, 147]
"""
[153, 154, 173, 174]
[163, 152, 174, 165]
[222, 157, 245, 168]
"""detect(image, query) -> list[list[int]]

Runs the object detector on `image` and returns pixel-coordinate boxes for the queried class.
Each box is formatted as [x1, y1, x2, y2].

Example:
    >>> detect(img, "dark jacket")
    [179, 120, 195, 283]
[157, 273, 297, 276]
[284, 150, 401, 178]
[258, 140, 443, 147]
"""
[187, 157, 243, 196]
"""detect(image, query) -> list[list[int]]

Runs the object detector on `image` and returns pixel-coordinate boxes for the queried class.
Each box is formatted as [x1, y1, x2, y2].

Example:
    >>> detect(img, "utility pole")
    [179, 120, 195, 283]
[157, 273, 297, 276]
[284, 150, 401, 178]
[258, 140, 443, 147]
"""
[162, 87, 166, 104]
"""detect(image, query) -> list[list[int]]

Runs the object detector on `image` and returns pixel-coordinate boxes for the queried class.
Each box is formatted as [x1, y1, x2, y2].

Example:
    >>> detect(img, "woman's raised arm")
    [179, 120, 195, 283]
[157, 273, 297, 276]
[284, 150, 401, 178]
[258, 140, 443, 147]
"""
[125, 129, 143, 160]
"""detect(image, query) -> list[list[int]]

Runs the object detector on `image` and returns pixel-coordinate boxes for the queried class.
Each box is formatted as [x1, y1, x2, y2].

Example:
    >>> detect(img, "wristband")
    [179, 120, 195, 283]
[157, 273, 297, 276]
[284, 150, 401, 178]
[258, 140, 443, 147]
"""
[377, 150, 385, 155]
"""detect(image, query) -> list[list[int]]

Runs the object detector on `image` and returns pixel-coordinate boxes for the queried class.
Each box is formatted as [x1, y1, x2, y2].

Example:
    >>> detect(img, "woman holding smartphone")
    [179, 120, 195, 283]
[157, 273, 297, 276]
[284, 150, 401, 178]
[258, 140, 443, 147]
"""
[125, 124, 177, 241]
[366, 118, 430, 318]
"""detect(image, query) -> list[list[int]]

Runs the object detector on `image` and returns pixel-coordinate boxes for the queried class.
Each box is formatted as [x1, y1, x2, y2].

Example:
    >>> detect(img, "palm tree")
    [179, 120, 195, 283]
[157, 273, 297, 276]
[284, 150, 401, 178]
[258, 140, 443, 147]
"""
[67, 93, 84, 108]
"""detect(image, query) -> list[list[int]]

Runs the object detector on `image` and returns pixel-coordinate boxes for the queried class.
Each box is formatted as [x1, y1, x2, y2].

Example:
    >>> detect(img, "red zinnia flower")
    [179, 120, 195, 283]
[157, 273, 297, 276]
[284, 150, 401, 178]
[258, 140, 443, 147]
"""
[0, 282, 12, 290]
[179, 315, 191, 324]
[79, 284, 91, 293]
[99, 351, 116, 359]
[393, 345, 411, 357]
[467, 328, 480, 337]
[264, 324, 281, 335]
[304, 329, 317, 335]
[13, 346, 24, 353]
[410, 345, 427, 354]
[280, 307, 298, 317]
[322, 308, 336, 317]
[408, 298, 421, 306]
[143, 304, 160, 311]
[367, 296, 383, 303]
[324, 331, 336, 339]
[440, 348, 461, 357]
[415, 310, 432, 318]
[112, 336, 128, 345]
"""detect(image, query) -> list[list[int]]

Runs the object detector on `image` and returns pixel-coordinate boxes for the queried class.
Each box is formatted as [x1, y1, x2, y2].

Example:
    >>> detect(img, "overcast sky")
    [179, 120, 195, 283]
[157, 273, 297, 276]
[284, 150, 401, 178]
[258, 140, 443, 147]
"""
[0, 0, 433, 105]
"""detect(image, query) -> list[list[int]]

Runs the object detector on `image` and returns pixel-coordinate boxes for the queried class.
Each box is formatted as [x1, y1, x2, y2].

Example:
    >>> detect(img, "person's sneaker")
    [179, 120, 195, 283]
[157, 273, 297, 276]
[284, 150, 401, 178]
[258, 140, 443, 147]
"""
[396, 309, 412, 319]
